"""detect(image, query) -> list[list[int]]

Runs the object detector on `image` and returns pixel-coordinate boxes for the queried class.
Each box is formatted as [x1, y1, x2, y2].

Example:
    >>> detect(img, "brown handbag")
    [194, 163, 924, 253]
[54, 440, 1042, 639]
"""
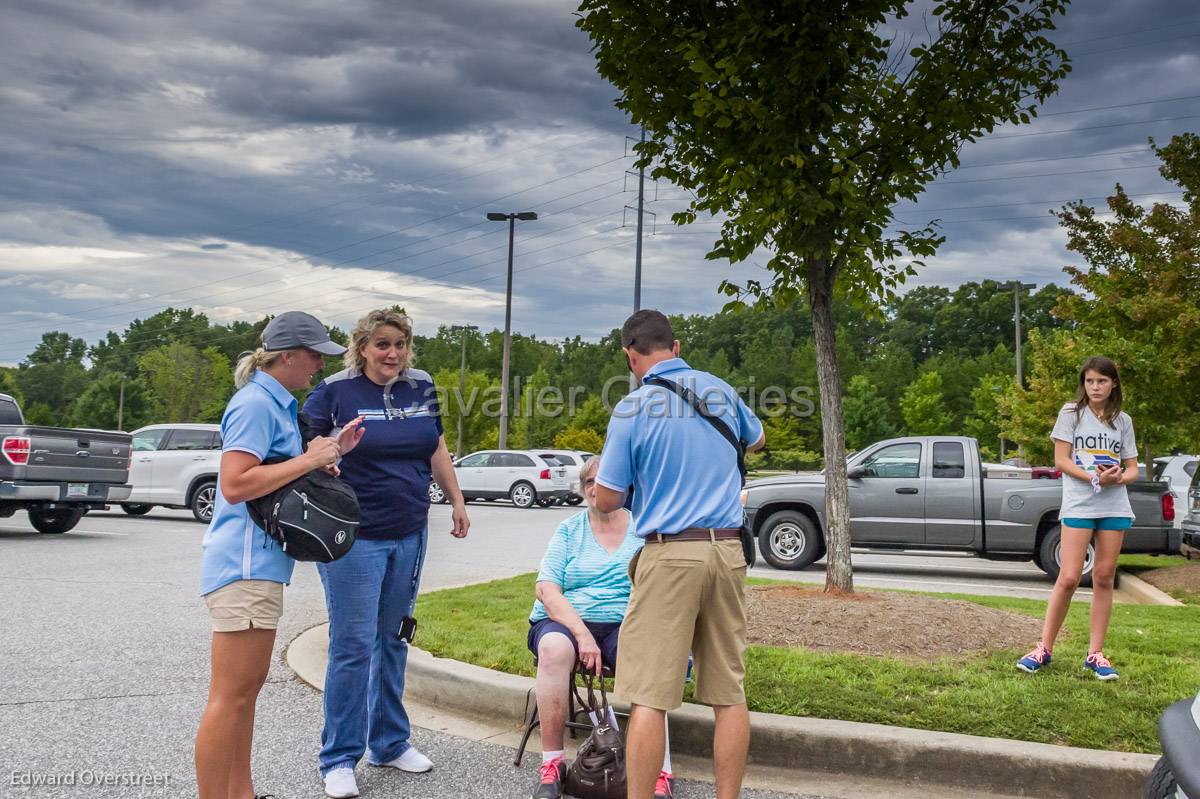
[564, 674, 626, 799]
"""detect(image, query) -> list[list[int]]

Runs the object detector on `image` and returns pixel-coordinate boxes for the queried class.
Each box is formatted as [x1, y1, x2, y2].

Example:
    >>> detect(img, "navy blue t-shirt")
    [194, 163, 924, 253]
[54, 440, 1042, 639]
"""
[301, 367, 442, 540]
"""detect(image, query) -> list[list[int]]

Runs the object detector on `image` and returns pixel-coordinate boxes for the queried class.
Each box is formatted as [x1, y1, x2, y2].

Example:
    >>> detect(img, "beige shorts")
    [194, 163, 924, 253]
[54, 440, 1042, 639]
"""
[203, 579, 284, 633]
[615, 538, 747, 710]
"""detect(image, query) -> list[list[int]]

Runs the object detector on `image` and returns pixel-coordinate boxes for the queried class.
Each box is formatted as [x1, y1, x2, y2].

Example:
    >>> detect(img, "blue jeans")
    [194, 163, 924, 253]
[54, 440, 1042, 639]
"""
[317, 531, 427, 775]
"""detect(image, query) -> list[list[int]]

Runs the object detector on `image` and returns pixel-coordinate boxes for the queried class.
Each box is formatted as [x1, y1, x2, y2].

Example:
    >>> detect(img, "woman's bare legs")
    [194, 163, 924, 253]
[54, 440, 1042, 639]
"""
[1088, 531, 1125, 653]
[195, 628, 276, 799]
[1039, 526, 1093, 650]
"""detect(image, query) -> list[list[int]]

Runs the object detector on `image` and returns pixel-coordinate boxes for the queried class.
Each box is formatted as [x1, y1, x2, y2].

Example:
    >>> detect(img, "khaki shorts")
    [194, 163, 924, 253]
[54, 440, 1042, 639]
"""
[203, 579, 284, 633]
[615, 538, 747, 710]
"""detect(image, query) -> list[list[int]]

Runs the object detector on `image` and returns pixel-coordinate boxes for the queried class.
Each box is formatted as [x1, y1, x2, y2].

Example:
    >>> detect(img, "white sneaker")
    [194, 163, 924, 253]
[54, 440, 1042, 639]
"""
[371, 746, 433, 773]
[323, 766, 359, 798]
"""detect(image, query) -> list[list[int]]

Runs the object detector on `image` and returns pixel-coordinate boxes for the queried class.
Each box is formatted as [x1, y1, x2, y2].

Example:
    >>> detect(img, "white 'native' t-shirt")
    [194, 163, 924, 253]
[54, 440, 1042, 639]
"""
[1050, 402, 1138, 520]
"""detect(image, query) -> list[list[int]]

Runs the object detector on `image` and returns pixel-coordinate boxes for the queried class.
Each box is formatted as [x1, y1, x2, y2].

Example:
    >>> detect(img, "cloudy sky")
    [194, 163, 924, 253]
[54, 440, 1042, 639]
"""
[0, 0, 1196, 364]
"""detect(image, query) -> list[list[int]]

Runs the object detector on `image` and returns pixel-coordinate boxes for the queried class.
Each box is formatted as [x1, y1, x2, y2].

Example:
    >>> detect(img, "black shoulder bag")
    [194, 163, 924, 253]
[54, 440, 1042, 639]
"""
[643, 375, 756, 568]
[247, 457, 361, 563]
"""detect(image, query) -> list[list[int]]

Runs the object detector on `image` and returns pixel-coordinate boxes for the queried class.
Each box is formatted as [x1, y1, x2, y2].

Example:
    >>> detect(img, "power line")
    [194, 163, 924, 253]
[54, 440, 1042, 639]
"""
[955, 148, 1149, 169]
[938, 163, 1160, 184]
[1039, 94, 1200, 118]
[1071, 31, 1200, 57]
[981, 113, 1200, 141]
[1, 199, 635, 358]
[0, 183, 632, 349]
[0, 227, 640, 362]
[0, 155, 630, 335]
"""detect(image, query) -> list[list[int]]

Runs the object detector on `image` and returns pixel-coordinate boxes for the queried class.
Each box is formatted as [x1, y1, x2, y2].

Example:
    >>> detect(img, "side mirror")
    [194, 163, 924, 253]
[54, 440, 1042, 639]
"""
[847, 466, 866, 479]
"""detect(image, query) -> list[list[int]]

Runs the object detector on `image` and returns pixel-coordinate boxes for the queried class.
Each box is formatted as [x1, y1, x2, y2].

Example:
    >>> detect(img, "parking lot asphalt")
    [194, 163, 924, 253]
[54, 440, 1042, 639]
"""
[0, 503, 825, 799]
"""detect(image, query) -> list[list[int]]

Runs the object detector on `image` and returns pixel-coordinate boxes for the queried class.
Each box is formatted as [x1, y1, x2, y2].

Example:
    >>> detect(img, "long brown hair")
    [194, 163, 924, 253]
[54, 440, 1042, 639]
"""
[1073, 355, 1123, 427]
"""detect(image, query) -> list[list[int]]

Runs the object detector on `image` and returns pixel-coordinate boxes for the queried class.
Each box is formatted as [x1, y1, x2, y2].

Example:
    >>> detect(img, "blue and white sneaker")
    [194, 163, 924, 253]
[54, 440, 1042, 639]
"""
[1084, 652, 1119, 681]
[1016, 643, 1052, 673]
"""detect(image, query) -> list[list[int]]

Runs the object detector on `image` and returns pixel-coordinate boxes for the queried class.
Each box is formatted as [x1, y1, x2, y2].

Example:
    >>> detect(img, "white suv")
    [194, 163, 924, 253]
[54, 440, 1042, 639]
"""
[123, 424, 222, 522]
[429, 450, 569, 509]
[531, 450, 595, 506]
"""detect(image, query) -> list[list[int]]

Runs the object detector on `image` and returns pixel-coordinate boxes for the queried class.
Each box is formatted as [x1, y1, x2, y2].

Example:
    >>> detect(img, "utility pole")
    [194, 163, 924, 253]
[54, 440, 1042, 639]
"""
[486, 211, 538, 450]
[634, 126, 646, 313]
[452, 324, 477, 459]
[628, 128, 650, 392]
[1010, 281, 1036, 461]
[117, 374, 127, 430]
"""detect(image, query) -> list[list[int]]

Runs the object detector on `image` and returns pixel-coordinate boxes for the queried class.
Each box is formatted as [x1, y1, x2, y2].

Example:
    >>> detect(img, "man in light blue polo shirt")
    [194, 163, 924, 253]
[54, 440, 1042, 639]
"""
[594, 309, 764, 799]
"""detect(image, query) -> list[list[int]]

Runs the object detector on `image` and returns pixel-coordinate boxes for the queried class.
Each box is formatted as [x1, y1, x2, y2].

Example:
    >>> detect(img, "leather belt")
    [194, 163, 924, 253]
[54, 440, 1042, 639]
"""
[651, 527, 741, 543]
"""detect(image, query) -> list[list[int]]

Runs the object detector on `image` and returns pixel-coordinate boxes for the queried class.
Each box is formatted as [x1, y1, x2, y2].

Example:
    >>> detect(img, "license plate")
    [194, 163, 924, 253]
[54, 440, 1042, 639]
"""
[66, 483, 90, 498]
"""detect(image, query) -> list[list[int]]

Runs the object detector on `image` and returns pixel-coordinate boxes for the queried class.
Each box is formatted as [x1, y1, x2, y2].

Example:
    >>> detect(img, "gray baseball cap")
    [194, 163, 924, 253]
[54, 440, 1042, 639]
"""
[262, 311, 347, 356]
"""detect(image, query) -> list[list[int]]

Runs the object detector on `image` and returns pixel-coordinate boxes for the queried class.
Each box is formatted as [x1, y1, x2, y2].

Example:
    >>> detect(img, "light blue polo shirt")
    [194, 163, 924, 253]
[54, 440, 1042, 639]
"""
[199, 370, 302, 596]
[596, 357, 763, 537]
[530, 510, 641, 624]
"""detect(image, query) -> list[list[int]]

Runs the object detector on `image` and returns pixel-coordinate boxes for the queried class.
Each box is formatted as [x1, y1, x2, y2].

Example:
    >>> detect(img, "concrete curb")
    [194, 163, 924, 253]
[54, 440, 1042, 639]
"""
[1118, 569, 1185, 606]
[286, 623, 1158, 799]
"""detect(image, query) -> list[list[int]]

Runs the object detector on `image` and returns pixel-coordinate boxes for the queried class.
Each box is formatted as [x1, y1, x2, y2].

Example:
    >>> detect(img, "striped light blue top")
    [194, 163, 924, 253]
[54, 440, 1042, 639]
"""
[530, 510, 642, 624]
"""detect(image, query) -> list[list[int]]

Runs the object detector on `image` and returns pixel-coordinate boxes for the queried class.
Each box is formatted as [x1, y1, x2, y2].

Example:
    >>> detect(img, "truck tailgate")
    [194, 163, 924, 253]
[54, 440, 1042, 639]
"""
[3, 427, 131, 484]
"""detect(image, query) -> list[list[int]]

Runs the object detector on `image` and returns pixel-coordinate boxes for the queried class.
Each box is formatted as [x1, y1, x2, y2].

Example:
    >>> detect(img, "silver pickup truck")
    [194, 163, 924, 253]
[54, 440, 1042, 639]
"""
[0, 393, 132, 534]
[741, 435, 1177, 583]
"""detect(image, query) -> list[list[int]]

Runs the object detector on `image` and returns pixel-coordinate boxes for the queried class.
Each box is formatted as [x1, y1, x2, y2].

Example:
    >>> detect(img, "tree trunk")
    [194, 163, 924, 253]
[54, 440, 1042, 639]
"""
[807, 256, 853, 594]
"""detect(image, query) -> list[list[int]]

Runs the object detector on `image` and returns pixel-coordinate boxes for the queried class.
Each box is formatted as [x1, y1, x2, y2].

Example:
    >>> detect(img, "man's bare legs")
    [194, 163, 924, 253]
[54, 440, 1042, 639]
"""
[626, 702, 747, 799]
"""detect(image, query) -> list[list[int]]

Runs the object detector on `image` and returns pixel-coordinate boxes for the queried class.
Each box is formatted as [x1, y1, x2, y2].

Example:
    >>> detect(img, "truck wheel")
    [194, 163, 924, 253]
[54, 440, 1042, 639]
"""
[566, 495, 584, 506]
[758, 510, 822, 571]
[29, 508, 85, 535]
[428, 482, 446, 504]
[121, 504, 152, 516]
[510, 481, 536, 509]
[191, 481, 217, 523]
[1037, 525, 1095, 588]
[1146, 756, 1177, 799]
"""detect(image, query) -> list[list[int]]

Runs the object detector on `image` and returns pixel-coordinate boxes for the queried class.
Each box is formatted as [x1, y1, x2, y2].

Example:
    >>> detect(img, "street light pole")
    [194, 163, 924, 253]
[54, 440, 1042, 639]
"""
[486, 211, 538, 450]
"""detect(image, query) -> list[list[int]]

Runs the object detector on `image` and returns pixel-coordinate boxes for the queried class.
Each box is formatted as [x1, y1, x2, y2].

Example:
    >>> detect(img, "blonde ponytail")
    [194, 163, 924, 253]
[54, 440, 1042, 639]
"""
[234, 348, 284, 389]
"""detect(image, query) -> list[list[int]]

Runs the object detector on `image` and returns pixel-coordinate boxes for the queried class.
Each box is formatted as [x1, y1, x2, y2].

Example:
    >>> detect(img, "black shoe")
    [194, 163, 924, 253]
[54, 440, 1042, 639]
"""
[532, 759, 566, 799]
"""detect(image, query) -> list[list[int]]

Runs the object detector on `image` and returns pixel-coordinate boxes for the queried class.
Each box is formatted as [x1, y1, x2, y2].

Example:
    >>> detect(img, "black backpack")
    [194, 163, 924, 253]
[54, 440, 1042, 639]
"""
[247, 458, 360, 563]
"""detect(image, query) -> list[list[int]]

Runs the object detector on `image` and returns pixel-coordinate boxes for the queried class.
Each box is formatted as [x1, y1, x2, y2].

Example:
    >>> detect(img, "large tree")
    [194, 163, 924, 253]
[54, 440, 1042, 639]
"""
[577, 0, 1069, 591]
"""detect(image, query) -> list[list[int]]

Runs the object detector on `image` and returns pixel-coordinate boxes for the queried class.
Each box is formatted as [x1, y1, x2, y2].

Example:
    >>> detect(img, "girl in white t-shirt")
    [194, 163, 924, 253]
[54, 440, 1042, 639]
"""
[1016, 356, 1138, 681]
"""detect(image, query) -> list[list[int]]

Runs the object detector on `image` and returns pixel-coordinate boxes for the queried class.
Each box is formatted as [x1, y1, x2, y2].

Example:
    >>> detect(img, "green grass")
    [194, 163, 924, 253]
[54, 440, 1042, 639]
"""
[416, 574, 1200, 753]
[1118, 553, 1190, 573]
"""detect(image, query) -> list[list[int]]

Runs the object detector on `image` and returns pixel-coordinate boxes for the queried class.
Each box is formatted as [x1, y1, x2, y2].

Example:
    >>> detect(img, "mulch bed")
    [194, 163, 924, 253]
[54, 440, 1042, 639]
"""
[1139, 563, 1200, 594]
[745, 584, 1045, 662]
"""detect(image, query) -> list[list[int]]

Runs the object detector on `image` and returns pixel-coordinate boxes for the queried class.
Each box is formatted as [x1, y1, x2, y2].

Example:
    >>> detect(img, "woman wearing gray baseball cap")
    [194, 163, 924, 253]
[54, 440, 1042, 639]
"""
[196, 312, 365, 799]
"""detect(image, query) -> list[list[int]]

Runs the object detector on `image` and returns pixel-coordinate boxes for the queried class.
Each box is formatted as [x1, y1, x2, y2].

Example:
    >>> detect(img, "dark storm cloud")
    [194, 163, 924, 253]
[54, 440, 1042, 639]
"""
[1, 0, 1199, 359]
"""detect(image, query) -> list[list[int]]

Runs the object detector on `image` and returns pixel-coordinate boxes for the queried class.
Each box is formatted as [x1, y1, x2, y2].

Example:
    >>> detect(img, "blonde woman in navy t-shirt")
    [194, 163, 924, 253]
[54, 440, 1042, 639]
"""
[1017, 356, 1139, 681]
[301, 309, 470, 798]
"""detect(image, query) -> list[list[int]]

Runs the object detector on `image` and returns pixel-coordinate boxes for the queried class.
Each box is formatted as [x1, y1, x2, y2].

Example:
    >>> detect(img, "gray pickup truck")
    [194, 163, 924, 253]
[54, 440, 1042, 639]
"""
[741, 435, 1177, 583]
[0, 393, 132, 534]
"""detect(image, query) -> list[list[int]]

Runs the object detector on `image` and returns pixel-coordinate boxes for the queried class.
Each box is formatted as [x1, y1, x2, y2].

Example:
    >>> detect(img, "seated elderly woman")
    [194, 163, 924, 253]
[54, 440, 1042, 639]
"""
[527, 456, 674, 799]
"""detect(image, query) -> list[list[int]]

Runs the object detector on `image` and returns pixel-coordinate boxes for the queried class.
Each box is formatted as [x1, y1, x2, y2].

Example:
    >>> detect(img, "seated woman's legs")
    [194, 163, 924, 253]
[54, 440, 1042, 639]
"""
[535, 631, 577, 753]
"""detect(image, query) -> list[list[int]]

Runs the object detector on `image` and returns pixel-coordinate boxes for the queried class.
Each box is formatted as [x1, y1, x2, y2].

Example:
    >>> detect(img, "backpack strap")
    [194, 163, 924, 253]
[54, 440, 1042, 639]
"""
[643, 375, 747, 484]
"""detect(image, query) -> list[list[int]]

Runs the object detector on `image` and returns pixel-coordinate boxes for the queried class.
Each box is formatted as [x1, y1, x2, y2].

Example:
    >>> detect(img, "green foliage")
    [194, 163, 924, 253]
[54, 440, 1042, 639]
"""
[69, 373, 154, 431]
[964, 373, 1010, 457]
[554, 427, 604, 453]
[433, 368, 500, 457]
[138, 343, 232, 423]
[844, 375, 896, 450]
[900, 371, 953, 435]
[1044, 133, 1200, 461]
[769, 449, 824, 472]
